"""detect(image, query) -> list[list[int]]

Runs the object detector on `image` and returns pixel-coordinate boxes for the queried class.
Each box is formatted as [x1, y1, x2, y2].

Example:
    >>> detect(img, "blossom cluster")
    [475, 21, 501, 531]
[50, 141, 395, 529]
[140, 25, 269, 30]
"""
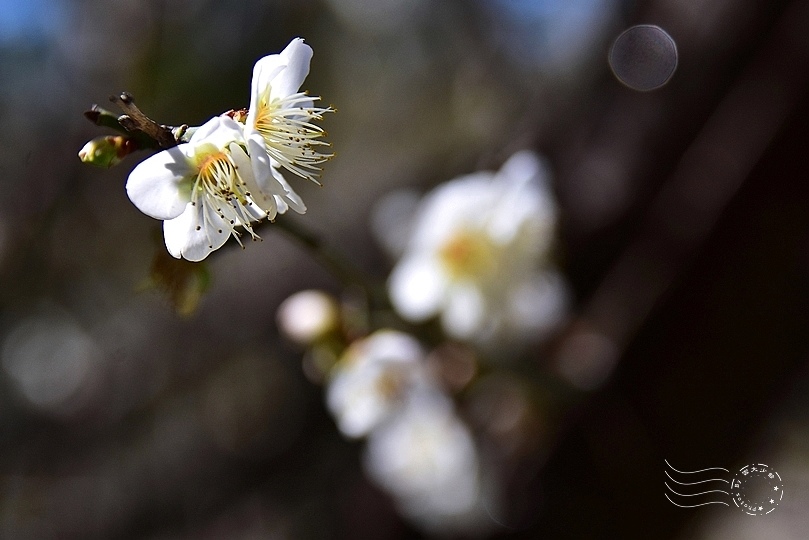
[275, 149, 567, 533]
[126, 39, 332, 261]
[275, 295, 492, 534]
[85, 34, 571, 535]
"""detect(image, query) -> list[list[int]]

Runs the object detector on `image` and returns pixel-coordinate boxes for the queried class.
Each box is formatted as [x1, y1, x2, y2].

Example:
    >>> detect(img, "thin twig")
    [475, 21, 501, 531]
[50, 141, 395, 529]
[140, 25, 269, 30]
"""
[272, 218, 385, 303]
[109, 92, 178, 148]
[83, 105, 160, 150]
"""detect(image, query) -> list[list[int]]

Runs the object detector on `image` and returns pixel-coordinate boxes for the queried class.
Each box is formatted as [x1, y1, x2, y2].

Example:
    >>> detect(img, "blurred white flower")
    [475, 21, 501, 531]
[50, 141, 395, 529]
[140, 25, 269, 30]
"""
[245, 38, 333, 186]
[387, 150, 566, 340]
[363, 390, 487, 533]
[370, 189, 421, 259]
[326, 330, 429, 438]
[127, 115, 304, 261]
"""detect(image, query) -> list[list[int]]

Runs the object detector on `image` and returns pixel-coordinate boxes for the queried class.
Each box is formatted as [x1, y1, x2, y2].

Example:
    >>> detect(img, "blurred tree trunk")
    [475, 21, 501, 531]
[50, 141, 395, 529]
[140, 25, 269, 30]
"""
[513, 0, 809, 537]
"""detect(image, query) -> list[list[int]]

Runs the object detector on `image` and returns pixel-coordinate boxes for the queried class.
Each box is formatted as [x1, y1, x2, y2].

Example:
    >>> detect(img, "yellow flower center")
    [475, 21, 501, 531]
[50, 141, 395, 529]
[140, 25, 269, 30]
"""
[196, 151, 246, 205]
[375, 368, 407, 400]
[439, 229, 499, 280]
[189, 147, 261, 245]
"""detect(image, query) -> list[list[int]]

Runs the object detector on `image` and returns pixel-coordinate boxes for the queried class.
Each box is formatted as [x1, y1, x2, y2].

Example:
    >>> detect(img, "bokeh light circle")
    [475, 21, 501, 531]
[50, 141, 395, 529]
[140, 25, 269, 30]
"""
[609, 25, 677, 91]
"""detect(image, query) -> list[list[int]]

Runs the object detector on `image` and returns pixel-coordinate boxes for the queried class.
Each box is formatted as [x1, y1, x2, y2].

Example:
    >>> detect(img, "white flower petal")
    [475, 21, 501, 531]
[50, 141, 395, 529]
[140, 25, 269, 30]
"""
[244, 135, 279, 220]
[408, 173, 494, 250]
[245, 134, 306, 215]
[508, 271, 570, 334]
[126, 146, 194, 220]
[270, 167, 306, 214]
[441, 282, 485, 338]
[327, 363, 391, 438]
[498, 149, 546, 185]
[363, 390, 479, 507]
[249, 58, 285, 110]
[246, 60, 284, 134]
[487, 152, 556, 245]
[163, 203, 230, 262]
[189, 115, 244, 147]
[360, 330, 425, 364]
[247, 39, 311, 125]
[273, 38, 313, 100]
[327, 330, 426, 438]
[388, 256, 447, 322]
[229, 141, 277, 219]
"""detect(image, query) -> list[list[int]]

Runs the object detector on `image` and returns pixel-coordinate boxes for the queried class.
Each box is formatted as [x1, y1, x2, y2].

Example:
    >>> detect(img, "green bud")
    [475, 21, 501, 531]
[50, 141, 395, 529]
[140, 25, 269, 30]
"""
[78, 135, 137, 168]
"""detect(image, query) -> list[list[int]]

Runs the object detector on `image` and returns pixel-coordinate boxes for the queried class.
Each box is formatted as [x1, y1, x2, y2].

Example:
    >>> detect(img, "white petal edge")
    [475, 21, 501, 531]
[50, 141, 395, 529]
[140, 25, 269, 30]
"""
[408, 173, 495, 251]
[163, 202, 230, 261]
[246, 133, 306, 215]
[508, 271, 570, 334]
[441, 282, 486, 339]
[126, 146, 194, 220]
[361, 330, 424, 365]
[273, 38, 313, 100]
[327, 365, 391, 438]
[270, 167, 306, 214]
[189, 115, 245, 147]
[388, 256, 447, 322]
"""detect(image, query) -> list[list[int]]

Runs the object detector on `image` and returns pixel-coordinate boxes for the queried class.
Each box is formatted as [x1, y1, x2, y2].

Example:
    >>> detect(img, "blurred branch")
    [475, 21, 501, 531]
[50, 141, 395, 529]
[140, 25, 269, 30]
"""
[563, 0, 808, 364]
[272, 218, 386, 306]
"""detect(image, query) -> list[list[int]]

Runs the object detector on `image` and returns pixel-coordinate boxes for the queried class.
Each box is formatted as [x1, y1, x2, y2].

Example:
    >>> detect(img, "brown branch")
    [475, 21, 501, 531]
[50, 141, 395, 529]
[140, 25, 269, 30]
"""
[109, 92, 178, 149]
[83, 105, 160, 150]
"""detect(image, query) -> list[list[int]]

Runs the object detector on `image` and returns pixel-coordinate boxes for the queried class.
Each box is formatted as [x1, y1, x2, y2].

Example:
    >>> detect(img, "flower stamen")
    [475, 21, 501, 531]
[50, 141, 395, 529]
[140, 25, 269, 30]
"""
[253, 90, 333, 185]
[192, 150, 261, 243]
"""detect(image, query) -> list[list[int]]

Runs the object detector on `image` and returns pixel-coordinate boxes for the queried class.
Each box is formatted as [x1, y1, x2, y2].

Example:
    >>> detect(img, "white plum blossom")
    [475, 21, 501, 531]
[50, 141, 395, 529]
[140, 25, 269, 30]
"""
[387, 150, 566, 340]
[126, 115, 304, 261]
[363, 390, 489, 534]
[325, 331, 497, 533]
[125, 38, 332, 262]
[326, 330, 430, 439]
[246, 38, 333, 186]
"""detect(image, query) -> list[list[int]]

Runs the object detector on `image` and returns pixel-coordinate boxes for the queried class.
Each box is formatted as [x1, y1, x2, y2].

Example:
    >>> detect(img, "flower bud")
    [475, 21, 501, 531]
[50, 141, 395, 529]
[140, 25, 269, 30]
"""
[277, 290, 340, 346]
[78, 135, 137, 168]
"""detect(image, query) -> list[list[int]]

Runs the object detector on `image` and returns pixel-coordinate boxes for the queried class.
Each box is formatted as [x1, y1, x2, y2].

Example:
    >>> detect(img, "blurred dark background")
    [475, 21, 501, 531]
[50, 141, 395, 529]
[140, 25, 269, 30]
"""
[1, 0, 809, 538]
